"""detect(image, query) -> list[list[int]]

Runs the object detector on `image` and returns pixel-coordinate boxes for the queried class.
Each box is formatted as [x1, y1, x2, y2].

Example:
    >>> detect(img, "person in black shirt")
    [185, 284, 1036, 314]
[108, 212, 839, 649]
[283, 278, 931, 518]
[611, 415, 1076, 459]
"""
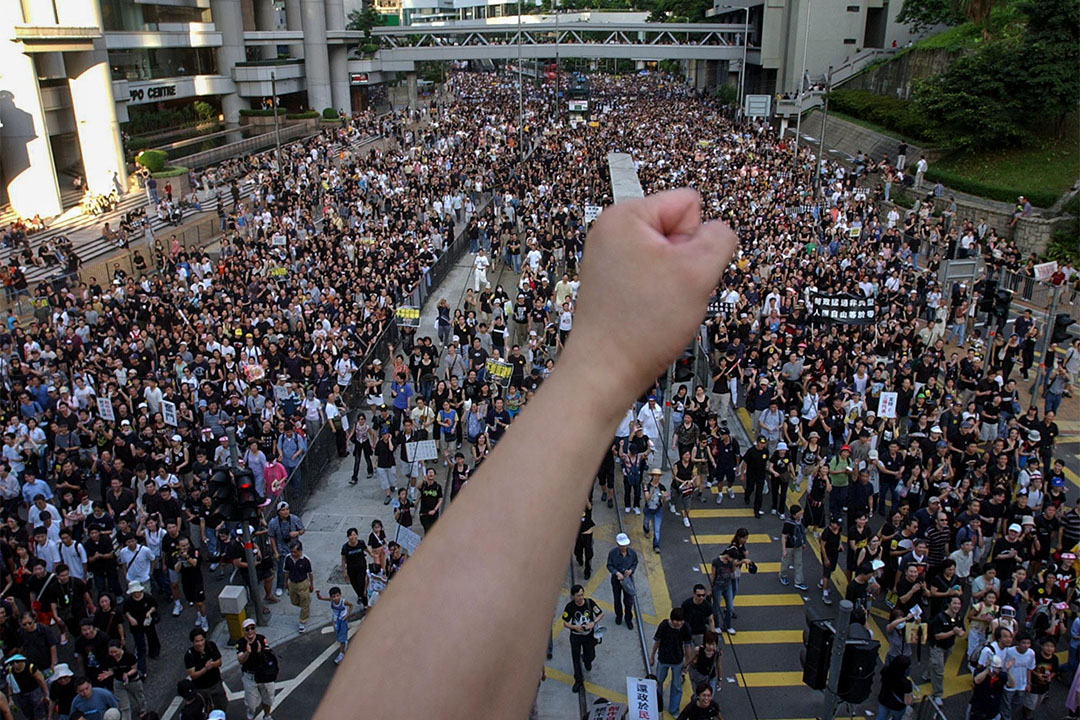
[417, 468, 444, 534]
[340, 528, 371, 607]
[561, 584, 602, 693]
[928, 596, 965, 704]
[740, 436, 770, 517]
[679, 585, 716, 646]
[184, 628, 227, 710]
[574, 502, 595, 580]
[74, 619, 110, 687]
[676, 685, 721, 720]
[651, 608, 693, 714]
[104, 640, 144, 716]
[991, 523, 1025, 582]
[236, 620, 274, 720]
[821, 516, 843, 606]
[174, 537, 208, 631]
[123, 583, 159, 676]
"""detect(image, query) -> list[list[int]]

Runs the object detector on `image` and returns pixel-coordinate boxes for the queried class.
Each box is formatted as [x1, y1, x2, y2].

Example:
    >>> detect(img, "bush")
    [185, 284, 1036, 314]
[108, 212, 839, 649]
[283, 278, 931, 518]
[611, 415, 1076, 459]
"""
[322, 107, 339, 120]
[827, 89, 935, 144]
[923, 168, 1057, 208]
[193, 101, 215, 121]
[239, 108, 286, 117]
[136, 149, 169, 173]
[360, 43, 379, 55]
[127, 137, 150, 153]
[285, 111, 319, 119]
[151, 165, 189, 179]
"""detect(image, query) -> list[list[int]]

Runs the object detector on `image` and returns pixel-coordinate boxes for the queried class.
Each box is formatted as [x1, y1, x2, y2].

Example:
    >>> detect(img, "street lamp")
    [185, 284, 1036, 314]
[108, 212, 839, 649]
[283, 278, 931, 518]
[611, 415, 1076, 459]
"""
[793, 0, 812, 154]
[721, 5, 750, 110]
[271, 71, 281, 167]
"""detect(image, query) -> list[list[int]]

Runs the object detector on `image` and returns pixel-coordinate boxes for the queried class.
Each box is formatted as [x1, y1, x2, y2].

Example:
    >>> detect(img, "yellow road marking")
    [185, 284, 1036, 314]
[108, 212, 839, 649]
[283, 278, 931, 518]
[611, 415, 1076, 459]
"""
[725, 630, 803, 645]
[736, 671, 805, 687]
[732, 594, 805, 607]
[543, 665, 627, 702]
[699, 562, 782, 574]
[688, 508, 756, 518]
[693, 533, 773, 544]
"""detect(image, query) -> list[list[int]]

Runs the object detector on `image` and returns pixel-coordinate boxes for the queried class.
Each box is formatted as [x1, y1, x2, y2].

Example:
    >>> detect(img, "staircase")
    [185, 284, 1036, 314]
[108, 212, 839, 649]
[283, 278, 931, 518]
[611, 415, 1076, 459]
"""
[775, 48, 897, 118]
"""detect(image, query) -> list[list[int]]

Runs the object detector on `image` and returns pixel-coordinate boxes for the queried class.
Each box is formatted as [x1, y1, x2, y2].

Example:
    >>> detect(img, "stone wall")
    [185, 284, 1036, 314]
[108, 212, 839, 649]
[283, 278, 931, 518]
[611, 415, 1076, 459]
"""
[841, 48, 959, 100]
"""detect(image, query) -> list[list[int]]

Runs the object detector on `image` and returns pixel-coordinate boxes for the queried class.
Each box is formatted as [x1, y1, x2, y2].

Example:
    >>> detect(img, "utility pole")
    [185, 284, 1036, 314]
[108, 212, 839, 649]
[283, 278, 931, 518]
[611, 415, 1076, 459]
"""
[815, 65, 833, 196]
[793, 0, 812, 154]
[271, 71, 282, 168]
[554, 0, 560, 123]
[1032, 283, 1061, 394]
[517, 0, 524, 162]
[227, 426, 268, 626]
[823, 599, 853, 720]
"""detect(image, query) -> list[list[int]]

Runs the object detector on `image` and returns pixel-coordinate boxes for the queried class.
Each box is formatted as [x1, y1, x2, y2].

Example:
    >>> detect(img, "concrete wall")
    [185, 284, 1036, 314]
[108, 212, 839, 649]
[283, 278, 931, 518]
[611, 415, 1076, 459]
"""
[842, 48, 958, 100]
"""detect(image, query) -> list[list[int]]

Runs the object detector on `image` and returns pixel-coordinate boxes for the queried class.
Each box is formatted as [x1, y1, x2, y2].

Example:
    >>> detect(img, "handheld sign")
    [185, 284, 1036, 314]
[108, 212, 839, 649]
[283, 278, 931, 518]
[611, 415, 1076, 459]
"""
[584, 205, 602, 224]
[96, 397, 115, 422]
[877, 391, 898, 420]
[394, 524, 422, 556]
[406, 439, 439, 463]
[485, 359, 512, 387]
[162, 400, 178, 427]
[626, 676, 659, 720]
[395, 307, 421, 328]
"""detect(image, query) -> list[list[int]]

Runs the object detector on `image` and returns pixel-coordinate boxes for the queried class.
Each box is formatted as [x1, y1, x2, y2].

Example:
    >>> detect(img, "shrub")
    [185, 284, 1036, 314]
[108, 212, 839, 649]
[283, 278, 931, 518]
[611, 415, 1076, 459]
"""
[923, 168, 1057, 208]
[151, 165, 190, 179]
[322, 107, 339, 120]
[127, 137, 150, 153]
[827, 89, 935, 144]
[239, 108, 286, 117]
[193, 101, 215, 121]
[360, 43, 379, 55]
[285, 111, 319, 119]
[136, 149, 169, 173]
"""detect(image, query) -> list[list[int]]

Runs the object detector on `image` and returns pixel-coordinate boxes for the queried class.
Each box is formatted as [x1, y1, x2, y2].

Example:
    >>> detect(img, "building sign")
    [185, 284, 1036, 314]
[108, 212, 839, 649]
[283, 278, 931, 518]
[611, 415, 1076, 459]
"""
[129, 84, 177, 103]
[743, 94, 772, 118]
[350, 72, 370, 85]
[568, 99, 588, 113]
[808, 291, 876, 325]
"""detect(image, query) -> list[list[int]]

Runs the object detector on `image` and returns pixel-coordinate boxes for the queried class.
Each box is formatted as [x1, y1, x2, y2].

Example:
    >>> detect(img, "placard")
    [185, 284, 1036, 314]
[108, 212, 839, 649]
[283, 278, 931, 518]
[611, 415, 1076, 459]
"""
[394, 524, 421, 555]
[484, 359, 512, 387]
[29, 297, 50, 309]
[877, 391, 898, 420]
[626, 676, 659, 720]
[1034, 261, 1058, 282]
[584, 205, 602, 224]
[586, 702, 625, 720]
[271, 235, 287, 246]
[808, 291, 876, 325]
[162, 400, 178, 427]
[406, 439, 439, 463]
[96, 397, 115, 422]
[395, 307, 421, 328]
[706, 296, 736, 319]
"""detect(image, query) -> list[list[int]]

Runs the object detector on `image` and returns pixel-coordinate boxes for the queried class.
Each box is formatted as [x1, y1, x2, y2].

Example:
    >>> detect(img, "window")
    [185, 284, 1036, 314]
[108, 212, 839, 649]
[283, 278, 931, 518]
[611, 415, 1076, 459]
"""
[843, 38, 858, 44]
[847, 5, 860, 11]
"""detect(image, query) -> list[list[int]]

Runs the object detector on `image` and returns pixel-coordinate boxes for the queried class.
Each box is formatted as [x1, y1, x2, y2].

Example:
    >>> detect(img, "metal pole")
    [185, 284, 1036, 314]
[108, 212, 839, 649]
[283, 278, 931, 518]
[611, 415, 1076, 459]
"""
[1032, 283, 1061, 395]
[517, 1, 523, 161]
[661, 363, 674, 471]
[271, 71, 282, 168]
[739, 6, 749, 108]
[554, 0, 560, 123]
[823, 599, 853, 720]
[793, 0, 812, 154]
[228, 427, 269, 626]
[815, 65, 832, 196]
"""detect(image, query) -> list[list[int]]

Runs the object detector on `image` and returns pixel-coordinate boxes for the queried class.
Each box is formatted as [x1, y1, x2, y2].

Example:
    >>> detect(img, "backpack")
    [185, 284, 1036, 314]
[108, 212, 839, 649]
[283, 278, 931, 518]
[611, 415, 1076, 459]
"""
[254, 646, 280, 683]
[466, 411, 484, 443]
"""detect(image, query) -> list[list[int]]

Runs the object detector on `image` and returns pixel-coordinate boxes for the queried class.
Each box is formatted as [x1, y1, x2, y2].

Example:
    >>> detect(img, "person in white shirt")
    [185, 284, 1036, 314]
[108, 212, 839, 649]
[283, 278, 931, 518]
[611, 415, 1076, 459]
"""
[58, 529, 89, 580]
[915, 156, 928, 189]
[118, 535, 154, 585]
[637, 398, 664, 468]
[1001, 634, 1035, 717]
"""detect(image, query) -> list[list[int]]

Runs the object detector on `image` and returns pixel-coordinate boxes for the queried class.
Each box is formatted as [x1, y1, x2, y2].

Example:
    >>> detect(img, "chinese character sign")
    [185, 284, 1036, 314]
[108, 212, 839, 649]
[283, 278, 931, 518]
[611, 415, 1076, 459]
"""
[626, 676, 659, 720]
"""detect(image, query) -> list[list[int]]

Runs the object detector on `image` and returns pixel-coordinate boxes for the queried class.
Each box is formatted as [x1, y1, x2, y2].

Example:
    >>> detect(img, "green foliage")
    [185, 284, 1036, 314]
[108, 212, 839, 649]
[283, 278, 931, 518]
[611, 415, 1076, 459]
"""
[924, 167, 1057, 207]
[193, 101, 215, 121]
[136, 149, 168, 173]
[1046, 218, 1079, 264]
[123, 104, 202, 135]
[239, 108, 286, 117]
[714, 84, 738, 106]
[285, 111, 320, 119]
[1014, 0, 1080, 134]
[127, 137, 150, 153]
[322, 107, 339, 119]
[151, 165, 189, 179]
[1063, 192, 1080, 217]
[347, 7, 383, 37]
[891, 191, 917, 209]
[658, 59, 681, 75]
[827, 89, 935, 144]
[897, 0, 965, 32]
[419, 61, 448, 83]
[360, 42, 380, 55]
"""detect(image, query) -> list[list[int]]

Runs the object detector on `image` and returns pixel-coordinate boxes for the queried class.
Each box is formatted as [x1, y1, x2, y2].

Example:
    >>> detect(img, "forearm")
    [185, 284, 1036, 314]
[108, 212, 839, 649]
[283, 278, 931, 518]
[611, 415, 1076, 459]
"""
[317, 350, 628, 720]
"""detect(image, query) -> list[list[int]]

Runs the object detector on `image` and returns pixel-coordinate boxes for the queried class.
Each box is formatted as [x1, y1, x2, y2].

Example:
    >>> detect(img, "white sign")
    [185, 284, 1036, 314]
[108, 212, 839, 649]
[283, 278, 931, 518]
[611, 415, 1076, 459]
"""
[586, 702, 625, 720]
[626, 676, 659, 720]
[744, 94, 772, 118]
[162, 400, 178, 427]
[584, 205, 602, 224]
[1034, 261, 1058, 282]
[96, 397, 115, 422]
[394, 524, 422, 556]
[406, 439, 438, 463]
[877, 391, 898, 420]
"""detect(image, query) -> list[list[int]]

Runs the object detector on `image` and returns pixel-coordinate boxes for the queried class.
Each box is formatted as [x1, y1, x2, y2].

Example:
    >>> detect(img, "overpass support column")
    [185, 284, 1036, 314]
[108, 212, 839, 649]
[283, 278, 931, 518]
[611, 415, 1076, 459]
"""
[255, 0, 278, 59]
[284, 0, 305, 59]
[301, 0, 332, 111]
[406, 72, 418, 112]
[66, 48, 128, 197]
[324, 0, 351, 113]
[209, 0, 245, 127]
[0, 0, 62, 217]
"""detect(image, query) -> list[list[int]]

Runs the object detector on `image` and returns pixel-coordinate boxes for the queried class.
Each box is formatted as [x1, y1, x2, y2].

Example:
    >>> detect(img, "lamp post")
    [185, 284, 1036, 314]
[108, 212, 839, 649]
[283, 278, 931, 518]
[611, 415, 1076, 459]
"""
[815, 65, 833, 195]
[793, 0, 811, 154]
[721, 5, 750, 110]
[271, 71, 282, 167]
[517, 0, 523, 161]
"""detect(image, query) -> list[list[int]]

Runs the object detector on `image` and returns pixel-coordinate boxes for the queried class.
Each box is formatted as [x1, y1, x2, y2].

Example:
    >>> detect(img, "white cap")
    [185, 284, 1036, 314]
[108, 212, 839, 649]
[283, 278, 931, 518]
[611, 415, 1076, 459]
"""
[51, 663, 74, 681]
[1008, 523, 1022, 533]
[615, 533, 630, 547]
[127, 582, 144, 594]
[776, 442, 788, 451]
[871, 559, 885, 572]
[868, 449, 879, 460]
[242, 618, 257, 629]
[930, 426, 942, 434]
[209, 712, 227, 720]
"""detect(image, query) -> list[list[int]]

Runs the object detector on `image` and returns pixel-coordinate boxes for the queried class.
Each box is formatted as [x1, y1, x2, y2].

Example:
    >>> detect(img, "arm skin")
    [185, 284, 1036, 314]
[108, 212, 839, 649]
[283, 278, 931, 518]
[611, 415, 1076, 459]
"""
[314, 189, 735, 720]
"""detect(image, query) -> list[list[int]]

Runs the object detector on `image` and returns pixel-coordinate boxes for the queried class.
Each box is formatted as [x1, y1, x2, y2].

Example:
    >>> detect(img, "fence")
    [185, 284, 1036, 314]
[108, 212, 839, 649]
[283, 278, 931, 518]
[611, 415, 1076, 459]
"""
[177, 123, 315, 169]
[999, 268, 1080, 318]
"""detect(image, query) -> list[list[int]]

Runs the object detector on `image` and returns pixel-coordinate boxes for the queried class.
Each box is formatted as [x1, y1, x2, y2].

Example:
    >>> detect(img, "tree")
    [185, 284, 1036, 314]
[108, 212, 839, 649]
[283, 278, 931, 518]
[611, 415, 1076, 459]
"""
[955, 0, 1004, 39]
[1014, 0, 1080, 135]
[896, 0, 964, 33]
[347, 7, 383, 38]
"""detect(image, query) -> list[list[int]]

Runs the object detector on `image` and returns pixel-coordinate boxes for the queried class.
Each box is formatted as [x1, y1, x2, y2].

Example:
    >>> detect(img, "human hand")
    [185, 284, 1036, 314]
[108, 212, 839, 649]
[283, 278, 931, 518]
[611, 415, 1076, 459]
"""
[565, 189, 736, 400]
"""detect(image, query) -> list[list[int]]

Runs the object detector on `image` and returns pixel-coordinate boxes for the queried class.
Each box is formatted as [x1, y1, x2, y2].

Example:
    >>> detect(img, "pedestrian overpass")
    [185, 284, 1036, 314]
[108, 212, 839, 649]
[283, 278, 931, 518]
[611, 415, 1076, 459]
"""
[369, 20, 756, 69]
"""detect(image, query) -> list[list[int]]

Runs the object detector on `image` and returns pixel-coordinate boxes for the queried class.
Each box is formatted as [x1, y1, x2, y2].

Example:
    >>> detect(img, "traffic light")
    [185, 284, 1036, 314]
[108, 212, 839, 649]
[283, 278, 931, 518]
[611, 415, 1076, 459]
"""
[1052, 314, 1075, 344]
[977, 279, 996, 314]
[235, 470, 260, 522]
[837, 639, 880, 704]
[207, 467, 237, 527]
[994, 288, 1013, 321]
[802, 619, 834, 690]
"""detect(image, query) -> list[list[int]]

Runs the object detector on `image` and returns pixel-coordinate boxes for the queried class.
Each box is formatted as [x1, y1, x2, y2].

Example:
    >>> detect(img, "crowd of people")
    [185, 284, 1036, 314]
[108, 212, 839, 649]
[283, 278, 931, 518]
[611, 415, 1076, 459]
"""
[0, 64, 1074, 720]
